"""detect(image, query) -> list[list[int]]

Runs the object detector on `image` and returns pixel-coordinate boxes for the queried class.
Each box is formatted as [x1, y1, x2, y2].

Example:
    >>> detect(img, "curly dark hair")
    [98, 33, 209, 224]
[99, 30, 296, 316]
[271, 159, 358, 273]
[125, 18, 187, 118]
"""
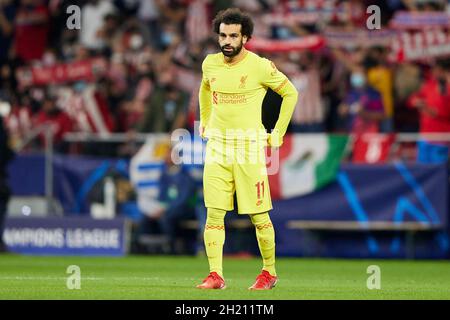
[212, 8, 254, 40]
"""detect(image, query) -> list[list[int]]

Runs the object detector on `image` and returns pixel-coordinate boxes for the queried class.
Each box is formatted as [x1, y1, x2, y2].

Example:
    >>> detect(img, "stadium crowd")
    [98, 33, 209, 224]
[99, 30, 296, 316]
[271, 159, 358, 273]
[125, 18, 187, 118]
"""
[0, 0, 449, 156]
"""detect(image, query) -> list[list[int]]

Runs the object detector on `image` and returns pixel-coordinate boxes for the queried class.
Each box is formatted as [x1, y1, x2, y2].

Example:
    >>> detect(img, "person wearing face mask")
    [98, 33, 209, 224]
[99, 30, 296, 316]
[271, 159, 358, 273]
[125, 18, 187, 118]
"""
[158, 22, 180, 51]
[338, 67, 385, 134]
[408, 58, 450, 133]
[135, 72, 188, 133]
[34, 91, 73, 152]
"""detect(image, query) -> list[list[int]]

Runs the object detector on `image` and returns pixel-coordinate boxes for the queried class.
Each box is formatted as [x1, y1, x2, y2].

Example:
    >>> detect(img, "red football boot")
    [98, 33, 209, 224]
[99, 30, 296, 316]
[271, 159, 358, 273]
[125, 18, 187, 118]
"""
[196, 272, 226, 289]
[248, 270, 278, 290]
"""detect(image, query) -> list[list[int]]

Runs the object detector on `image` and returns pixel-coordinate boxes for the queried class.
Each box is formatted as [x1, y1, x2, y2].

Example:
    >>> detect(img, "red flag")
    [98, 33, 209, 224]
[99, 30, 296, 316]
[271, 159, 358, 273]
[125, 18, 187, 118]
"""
[352, 133, 396, 163]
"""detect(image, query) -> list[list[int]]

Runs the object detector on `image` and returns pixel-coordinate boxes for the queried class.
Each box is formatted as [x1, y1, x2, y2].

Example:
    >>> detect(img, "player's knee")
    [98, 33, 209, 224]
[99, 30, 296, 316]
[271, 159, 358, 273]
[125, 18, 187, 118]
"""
[206, 208, 226, 225]
[250, 212, 271, 226]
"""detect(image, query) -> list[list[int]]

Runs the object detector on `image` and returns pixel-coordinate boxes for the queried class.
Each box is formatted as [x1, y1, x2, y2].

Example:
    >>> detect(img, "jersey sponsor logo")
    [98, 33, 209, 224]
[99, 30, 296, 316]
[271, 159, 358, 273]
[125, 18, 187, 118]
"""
[239, 75, 248, 89]
[212, 92, 247, 104]
[211, 77, 216, 84]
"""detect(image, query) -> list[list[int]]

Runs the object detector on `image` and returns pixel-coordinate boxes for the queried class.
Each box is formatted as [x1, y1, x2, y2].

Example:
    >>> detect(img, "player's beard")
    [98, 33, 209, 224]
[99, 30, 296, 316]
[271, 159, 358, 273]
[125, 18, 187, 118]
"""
[221, 40, 243, 58]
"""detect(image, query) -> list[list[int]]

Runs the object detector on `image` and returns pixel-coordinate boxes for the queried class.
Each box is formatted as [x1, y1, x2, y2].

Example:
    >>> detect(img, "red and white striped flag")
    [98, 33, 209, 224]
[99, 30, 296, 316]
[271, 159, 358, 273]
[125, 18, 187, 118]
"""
[290, 69, 324, 125]
[64, 85, 115, 135]
[186, 0, 210, 45]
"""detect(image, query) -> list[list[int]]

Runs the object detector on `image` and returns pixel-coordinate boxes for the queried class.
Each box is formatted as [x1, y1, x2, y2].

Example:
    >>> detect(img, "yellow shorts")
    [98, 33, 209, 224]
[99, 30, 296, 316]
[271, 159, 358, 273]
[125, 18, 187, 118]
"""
[203, 139, 273, 214]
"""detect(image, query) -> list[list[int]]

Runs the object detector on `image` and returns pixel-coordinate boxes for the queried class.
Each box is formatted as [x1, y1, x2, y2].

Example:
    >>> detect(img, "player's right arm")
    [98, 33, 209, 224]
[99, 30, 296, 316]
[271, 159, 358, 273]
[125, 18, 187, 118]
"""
[198, 58, 212, 138]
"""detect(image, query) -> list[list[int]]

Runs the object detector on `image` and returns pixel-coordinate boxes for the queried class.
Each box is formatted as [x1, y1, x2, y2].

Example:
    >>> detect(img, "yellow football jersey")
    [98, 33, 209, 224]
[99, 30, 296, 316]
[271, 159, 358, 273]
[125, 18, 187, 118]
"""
[199, 49, 298, 147]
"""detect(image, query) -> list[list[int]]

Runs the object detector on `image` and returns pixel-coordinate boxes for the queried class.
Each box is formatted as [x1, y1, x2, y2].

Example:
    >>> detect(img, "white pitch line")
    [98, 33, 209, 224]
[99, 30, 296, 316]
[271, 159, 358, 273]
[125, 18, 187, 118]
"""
[0, 276, 103, 281]
[0, 276, 168, 281]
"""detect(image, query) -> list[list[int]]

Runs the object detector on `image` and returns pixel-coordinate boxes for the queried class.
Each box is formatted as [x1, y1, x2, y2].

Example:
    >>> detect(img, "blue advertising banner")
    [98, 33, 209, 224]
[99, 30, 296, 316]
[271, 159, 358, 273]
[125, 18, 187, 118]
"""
[273, 162, 448, 224]
[3, 217, 130, 256]
[271, 162, 449, 258]
[7, 154, 129, 214]
[7, 154, 450, 258]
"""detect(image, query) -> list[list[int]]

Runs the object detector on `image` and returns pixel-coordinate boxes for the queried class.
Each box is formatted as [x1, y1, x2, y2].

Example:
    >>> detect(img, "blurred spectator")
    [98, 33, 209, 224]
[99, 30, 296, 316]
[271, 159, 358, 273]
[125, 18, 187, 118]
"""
[321, 50, 348, 132]
[0, 114, 14, 252]
[3, 94, 32, 149]
[158, 20, 182, 51]
[136, 70, 189, 133]
[124, 0, 162, 49]
[138, 146, 197, 254]
[393, 62, 422, 132]
[157, 0, 187, 26]
[394, 62, 423, 103]
[34, 91, 73, 151]
[14, 0, 50, 62]
[408, 58, 450, 133]
[338, 66, 385, 134]
[338, 0, 367, 28]
[0, 59, 16, 101]
[365, 46, 394, 132]
[117, 49, 155, 132]
[0, 0, 16, 66]
[96, 12, 121, 55]
[287, 52, 325, 132]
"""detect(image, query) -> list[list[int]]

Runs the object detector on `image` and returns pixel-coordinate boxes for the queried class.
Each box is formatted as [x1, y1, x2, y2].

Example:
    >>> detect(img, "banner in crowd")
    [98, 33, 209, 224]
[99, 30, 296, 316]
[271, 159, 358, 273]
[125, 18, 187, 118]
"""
[389, 12, 450, 62]
[246, 36, 325, 52]
[16, 58, 108, 87]
[262, 10, 342, 26]
[390, 11, 450, 29]
[323, 27, 450, 62]
[3, 217, 130, 256]
[389, 28, 450, 62]
[261, 0, 363, 25]
[324, 28, 397, 49]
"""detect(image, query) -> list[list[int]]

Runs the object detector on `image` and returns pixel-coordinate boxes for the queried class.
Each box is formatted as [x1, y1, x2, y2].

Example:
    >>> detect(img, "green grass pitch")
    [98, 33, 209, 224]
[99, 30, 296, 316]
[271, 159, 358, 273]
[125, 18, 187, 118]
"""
[0, 254, 449, 299]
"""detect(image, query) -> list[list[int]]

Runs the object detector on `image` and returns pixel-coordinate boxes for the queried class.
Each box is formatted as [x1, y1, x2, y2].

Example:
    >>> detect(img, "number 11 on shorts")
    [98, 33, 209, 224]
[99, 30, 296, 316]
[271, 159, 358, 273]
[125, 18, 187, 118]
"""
[255, 181, 265, 200]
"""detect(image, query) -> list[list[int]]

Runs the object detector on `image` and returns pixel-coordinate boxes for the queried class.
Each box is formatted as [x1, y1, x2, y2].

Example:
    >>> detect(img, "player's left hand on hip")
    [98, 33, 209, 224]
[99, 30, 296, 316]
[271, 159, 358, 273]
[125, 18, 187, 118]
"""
[268, 133, 282, 148]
